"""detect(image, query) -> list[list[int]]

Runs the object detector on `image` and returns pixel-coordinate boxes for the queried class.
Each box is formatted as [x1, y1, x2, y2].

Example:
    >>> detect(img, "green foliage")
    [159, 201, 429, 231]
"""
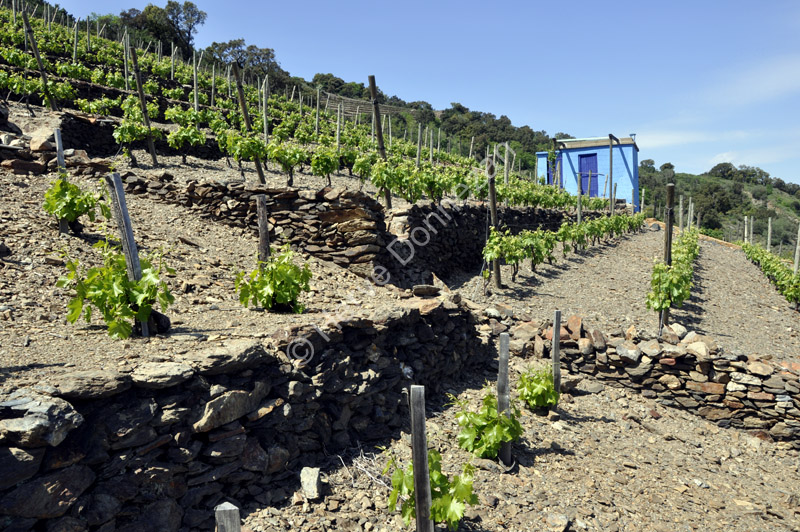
[76, 96, 121, 116]
[56, 240, 175, 339]
[742, 242, 800, 306]
[646, 228, 699, 312]
[42, 178, 106, 223]
[163, 86, 185, 100]
[310, 146, 338, 181]
[384, 449, 478, 531]
[267, 141, 306, 181]
[452, 388, 523, 459]
[235, 245, 311, 313]
[518, 365, 559, 409]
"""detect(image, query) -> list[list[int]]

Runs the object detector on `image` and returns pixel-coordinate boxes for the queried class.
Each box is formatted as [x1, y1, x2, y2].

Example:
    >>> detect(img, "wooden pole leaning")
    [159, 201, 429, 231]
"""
[129, 46, 158, 167]
[232, 63, 266, 184]
[368, 75, 391, 209]
[22, 11, 57, 111]
[104, 173, 149, 337]
[409, 385, 434, 532]
[660, 183, 675, 333]
[497, 333, 513, 467]
[679, 195, 684, 232]
[315, 88, 320, 136]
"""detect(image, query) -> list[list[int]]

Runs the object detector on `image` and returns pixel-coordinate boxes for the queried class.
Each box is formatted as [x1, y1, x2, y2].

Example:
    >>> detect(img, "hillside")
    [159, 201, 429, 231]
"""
[640, 162, 800, 256]
[2, 4, 800, 532]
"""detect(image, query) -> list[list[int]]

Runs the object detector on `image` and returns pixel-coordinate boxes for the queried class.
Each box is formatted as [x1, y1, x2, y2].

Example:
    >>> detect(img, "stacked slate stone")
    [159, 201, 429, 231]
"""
[0, 295, 485, 531]
[504, 314, 800, 443]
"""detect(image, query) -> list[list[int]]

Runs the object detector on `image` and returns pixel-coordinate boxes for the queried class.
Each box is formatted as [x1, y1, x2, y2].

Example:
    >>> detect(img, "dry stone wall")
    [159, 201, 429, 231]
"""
[0, 295, 484, 531]
[501, 312, 800, 442]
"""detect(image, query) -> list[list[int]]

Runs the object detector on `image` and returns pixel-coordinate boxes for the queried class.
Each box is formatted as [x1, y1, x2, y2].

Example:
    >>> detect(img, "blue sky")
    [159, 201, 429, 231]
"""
[61, 0, 800, 184]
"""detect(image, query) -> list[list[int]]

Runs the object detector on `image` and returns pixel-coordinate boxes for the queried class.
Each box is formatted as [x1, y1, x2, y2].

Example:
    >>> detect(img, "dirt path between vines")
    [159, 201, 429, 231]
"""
[453, 227, 800, 364]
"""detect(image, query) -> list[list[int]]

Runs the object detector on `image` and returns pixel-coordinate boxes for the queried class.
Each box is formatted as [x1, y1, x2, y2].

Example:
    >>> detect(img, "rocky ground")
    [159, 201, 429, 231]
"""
[2, 101, 800, 531]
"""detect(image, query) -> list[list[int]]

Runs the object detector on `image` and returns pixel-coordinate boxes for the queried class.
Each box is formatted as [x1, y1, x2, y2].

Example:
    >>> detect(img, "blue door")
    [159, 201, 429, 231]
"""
[578, 154, 598, 197]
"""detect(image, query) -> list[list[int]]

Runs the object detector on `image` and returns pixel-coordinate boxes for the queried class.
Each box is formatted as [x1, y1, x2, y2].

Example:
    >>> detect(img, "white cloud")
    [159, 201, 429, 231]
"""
[636, 129, 752, 149]
[705, 54, 800, 107]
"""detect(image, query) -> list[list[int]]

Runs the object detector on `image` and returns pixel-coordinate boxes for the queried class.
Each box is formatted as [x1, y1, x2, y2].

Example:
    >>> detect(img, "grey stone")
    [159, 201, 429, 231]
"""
[131, 362, 194, 389]
[616, 341, 641, 365]
[0, 447, 44, 490]
[181, 340, 269, 376]
[192, 382, 269, 432]
[670, 322, 688, 339]
[301, 467, 322, 500]
[582, 381, 605, 394]
[639, 339, 661, 358]
[55, 370, 131, 400]
[0, 464, 95, 518]
[625, 358, 653, 379]
[84, 494, 121, 526]
[0, 389, 83, 447]
[203, 433, 246, 459]
[412, 284, 440, 297]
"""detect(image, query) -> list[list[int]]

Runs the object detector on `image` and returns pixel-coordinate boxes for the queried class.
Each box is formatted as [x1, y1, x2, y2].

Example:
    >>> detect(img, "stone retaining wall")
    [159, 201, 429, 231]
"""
[503, 313, 800, 442]
[0, 295, 484, 531]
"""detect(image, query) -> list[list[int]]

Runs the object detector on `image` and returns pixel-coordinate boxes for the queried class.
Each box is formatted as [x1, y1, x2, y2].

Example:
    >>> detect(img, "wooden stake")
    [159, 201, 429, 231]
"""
[335, 102, 341, 151]
[54, 128, 69, 234]
[660, 183, 675, 333]
[193, 51, 198, 112]
[552, 310, 562, 395]
[410, 385, 434, 532]
[315, 87, 320, 136]
[86, 17, 90, 53]
[22, 11, 57, 111]
[608, 135, 614, 213]
[129, 46, 158, 167]
[744, 216, 748, 244]
[497, 332, 512, 467]
[368, 75, 391, 209]
[256, 195, 270, 263]
[211, 63, 215, 107]
[232, 63, 265, 184]
[469, 136, 474, 159]
[767, 217, 772, 252]
[263, 74, 269, 144]
[170, 42, 175, 80]
[793, 223, 800, 275]
[415, 123, 422, 168]
[104, 173, 149, 337]
[124, 33, 130, 91]
[679, 195, 684, 232]
[214, 502, 241, 532]
[488, 156, 501, 288]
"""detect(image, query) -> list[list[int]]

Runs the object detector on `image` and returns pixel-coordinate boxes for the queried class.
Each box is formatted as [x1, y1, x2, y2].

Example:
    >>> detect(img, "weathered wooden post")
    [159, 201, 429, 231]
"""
[679, 195, 684, 232]
[232, 63, 265, 184]
[767, 217, 772, 252]
[335, 102, 341, 151]
[749, 213, 754, 243]
[54, 128, 69, 234]
[497, 333, 512, 467]
[743, 216, 748, 244]
[793, 223, 800, 275]
[368, 75, 392, 209]
[129, 46, 158, 167]
[214, 502, 241, 532]
[552, 310, 562, 395]
[315, 87, 320, 136]
[72, 20, 78, 62]
[469, 135, 474, 159]
[410, 385, 434, 532]
[262, 76, 269, 145]
[104, 173, 149, 337]
[256, 195, 270, 263]
[22, 11, 58, 111]
[415, 123, 422, 168]
[192, 50, 198, 112]
[660, 183, 675, 333]
[488, 155, 501, 288]
[210, 63, 215, 107]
